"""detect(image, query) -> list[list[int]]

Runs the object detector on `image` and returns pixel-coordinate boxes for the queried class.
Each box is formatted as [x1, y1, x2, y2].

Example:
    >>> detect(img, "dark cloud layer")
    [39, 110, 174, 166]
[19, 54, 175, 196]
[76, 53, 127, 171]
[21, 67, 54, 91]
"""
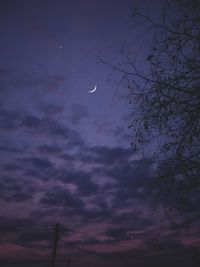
[0, 108, 84, 149]
[40, 186, 84, 209]
[0, 176, 36, 202]
[0, 122, 198, 265]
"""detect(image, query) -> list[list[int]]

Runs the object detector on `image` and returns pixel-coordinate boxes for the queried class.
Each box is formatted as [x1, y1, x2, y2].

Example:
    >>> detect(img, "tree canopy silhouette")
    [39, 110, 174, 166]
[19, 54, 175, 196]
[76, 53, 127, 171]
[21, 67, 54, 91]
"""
[98, 0, 200, 223]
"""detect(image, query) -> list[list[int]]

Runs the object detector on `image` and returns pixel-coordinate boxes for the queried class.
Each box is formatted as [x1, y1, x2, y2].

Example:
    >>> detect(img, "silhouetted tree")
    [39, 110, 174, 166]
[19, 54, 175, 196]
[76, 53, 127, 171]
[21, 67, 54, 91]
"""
[98, 0, 200, 225]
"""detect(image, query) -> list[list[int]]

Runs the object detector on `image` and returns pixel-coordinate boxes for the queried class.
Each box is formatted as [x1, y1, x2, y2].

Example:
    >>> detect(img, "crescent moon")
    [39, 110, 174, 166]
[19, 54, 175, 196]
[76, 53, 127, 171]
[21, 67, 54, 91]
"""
[88, 85, 97, 93]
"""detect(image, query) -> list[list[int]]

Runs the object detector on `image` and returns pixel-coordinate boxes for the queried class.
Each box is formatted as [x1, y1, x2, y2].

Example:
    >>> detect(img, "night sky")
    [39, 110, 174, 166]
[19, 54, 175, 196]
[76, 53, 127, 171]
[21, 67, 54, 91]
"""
[0, 1, 199, 267]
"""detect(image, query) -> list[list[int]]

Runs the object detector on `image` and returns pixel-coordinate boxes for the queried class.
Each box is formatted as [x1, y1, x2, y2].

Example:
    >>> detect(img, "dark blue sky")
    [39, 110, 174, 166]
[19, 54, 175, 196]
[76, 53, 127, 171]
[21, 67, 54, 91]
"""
[0, 1, 199, 266]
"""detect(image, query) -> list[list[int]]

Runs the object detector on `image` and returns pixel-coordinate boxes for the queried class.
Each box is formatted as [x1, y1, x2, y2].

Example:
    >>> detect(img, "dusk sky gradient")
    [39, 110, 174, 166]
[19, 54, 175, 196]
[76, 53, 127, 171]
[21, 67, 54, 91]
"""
[0, 1, 199, 266]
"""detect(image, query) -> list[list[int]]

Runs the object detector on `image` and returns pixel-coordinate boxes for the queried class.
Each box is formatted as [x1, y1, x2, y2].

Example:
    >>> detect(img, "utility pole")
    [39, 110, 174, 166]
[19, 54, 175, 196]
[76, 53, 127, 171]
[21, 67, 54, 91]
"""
[67, 259, 71, 267]
[51, 223, 60, 267]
